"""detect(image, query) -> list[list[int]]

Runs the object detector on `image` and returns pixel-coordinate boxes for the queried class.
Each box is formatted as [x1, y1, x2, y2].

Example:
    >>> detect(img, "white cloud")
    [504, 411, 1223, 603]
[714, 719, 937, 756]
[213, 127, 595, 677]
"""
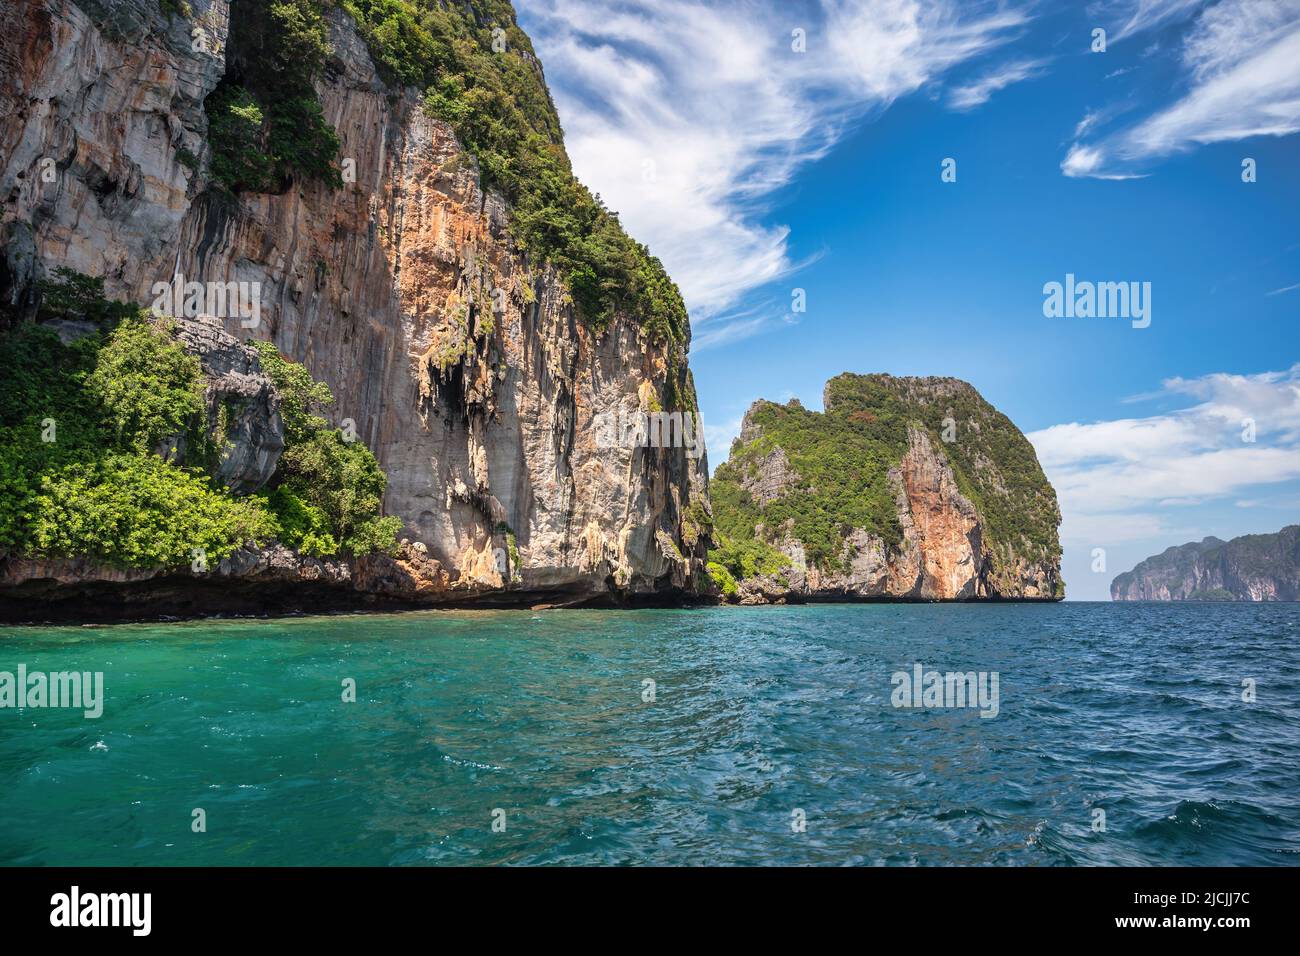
[692, 312, 771, 351]
[948, 58, 1048, 109]
[1029, 364, 1300, 545]
[1093, 0, 1208, 42]
[1072, 108, 1104, 138]
[524, 0, 1032, 333]
[1064, 0, 1300, 178]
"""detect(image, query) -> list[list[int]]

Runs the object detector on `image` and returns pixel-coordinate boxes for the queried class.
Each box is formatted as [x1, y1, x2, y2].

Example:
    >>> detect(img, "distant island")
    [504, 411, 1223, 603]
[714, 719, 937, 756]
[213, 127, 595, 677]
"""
[1111, 525, 1300, 601]
[707, 373, 1063, 603]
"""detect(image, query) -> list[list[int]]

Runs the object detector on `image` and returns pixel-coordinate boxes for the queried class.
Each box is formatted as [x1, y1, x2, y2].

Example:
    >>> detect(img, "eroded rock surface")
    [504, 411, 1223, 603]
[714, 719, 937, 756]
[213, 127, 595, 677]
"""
[1111, 526, 1300, 601]
[0, 0, 710, 617]
[715, 374, 1063, 604]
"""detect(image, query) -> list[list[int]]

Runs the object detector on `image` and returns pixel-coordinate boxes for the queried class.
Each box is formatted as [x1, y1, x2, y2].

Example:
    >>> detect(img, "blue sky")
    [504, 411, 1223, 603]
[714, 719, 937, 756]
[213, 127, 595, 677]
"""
[517, 0, 1300, 598]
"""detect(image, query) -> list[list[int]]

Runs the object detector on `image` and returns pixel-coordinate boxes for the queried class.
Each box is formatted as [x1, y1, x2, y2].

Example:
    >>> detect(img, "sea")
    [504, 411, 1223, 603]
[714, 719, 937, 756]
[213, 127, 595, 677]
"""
[1, 602, 1297, 865]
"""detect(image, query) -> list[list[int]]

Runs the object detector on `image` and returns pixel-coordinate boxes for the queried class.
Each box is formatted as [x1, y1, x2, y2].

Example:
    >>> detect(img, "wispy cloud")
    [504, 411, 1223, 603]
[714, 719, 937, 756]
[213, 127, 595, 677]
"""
[1029, 364, 1300, 545]
[1064, 0, 1300, 178]
[524, 0, 1033, 339]
[1072, 108, 1105, 139]
[1266, 281, 1300, 296]
[948, 58, 1049, 110]
[1092, 0, 1208, 42]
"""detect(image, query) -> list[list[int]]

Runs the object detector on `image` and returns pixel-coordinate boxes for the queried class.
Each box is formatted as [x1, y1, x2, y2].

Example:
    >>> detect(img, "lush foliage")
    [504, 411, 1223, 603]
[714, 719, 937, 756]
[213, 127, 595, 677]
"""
[86, 315, 206, 453]
[252, 341, 401, 556]
[0, 299, 277, 567]
[1, 272, 401, 568]
[708, 484, 793, 582]
[206, 85, 275, 192]
[340, 0, 689, 344]
[30, 453, 277, 568]
[259, 487, 339, 557]
[251, 339, 334, 445]
[35, 268, 137, 326]
[709, 374, 1062, 581]
[705, 561, 739, 599]
[205, 0, 342, 192]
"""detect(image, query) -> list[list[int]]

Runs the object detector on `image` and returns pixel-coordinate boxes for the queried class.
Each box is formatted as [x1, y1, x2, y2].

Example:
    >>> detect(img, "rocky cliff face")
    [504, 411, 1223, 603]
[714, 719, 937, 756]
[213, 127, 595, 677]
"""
[171, 312, 285, 494]
[1111, 526, 1300, 601]
[0, 0, 709, 617]
[710, 374, 1063, 603]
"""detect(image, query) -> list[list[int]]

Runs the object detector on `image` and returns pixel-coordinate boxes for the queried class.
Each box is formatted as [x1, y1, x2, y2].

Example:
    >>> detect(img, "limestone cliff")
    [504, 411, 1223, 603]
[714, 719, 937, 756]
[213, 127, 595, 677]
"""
[0, 0, 709, 619]
[1111, 526, 1300, 601]
[710, 373, 1063, 603]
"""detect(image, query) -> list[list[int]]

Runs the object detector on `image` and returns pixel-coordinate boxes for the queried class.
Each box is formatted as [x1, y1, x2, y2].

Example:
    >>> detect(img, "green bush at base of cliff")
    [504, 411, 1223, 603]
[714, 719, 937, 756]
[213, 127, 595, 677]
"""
[0, 302, 278, 568]
[29, 453, 278, 569]
[0, 271, 401, 568]
[259, 487, 340, 557]
[705, 561, 739, 599]
[251, 341, 402, 557]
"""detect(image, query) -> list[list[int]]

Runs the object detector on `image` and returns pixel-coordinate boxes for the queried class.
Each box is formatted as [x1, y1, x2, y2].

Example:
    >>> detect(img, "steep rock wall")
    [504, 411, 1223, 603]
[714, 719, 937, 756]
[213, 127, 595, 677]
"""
[713, 374, 1062, 603]
[0, 0, 709, 613]
[1111, 526, 1300, 601]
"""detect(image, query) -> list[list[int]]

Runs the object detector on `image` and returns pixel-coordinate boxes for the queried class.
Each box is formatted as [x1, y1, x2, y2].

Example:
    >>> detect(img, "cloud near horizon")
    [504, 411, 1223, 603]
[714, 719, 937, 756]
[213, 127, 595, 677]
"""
[524, 0, 1035, 343]
[1028, 364, 1300, 547]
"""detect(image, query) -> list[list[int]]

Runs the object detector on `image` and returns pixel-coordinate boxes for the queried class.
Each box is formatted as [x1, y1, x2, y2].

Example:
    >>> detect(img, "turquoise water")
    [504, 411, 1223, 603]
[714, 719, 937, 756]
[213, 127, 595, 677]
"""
[1, 603, 1297, 866]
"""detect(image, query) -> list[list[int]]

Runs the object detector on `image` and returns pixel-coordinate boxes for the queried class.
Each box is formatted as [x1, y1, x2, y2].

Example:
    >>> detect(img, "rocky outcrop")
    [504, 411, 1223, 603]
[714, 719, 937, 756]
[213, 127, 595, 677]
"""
[740, 446, 798, 508]
[0, 536, 599, 623]
[713, 373, 1062, 603]
[1111, 526, 1300, 601]
[171, 312, 284, 493]
[0, 0, 709, 616]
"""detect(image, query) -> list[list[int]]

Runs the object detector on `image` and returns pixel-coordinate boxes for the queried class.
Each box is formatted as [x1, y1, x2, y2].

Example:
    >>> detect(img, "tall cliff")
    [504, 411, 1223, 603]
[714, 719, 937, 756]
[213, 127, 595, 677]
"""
[0, 0, 710, 618]
[709, 373, 1063, 603]
[1111, 526, 1300, 601]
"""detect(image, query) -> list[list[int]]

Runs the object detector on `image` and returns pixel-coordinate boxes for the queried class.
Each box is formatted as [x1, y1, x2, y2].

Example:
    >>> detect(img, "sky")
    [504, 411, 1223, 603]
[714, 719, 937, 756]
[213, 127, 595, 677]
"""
[516, 0, 1300, 599]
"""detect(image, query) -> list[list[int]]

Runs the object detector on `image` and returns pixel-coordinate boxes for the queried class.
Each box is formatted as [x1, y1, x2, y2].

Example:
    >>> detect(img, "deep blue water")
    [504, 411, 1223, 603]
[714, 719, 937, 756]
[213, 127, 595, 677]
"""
[1, 602, 1297, 866]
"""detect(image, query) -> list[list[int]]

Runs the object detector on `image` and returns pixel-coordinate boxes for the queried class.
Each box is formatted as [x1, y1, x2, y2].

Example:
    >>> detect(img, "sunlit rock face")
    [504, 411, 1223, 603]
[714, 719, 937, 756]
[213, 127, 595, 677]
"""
[1111, 527, 1300, 601]
[720, 375, 1063, 605]
[0, 0, 709, 611]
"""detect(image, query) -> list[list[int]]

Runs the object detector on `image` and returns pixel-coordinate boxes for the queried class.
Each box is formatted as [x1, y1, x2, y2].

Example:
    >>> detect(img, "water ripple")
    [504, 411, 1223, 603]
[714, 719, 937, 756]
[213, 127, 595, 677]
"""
[1, 602, 1297, 865]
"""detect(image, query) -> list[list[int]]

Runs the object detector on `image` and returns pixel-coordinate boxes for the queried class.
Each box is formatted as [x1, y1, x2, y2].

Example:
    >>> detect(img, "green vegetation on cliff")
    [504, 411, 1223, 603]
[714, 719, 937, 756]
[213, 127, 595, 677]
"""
[0, 281, 275, 567]
[201, 0, 689, 349]
[341, 0, 688, 343]
[709, 374, 1062, 585]
[251, 341, 402, 557]
[0, 271, 398, 569]
[205, 0, 342, 193]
